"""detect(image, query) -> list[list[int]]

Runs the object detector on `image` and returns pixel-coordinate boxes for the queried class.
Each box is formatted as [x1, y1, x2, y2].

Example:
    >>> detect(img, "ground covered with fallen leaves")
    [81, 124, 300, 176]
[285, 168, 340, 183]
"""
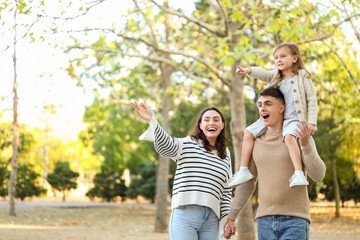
[0, 201, 359, 240]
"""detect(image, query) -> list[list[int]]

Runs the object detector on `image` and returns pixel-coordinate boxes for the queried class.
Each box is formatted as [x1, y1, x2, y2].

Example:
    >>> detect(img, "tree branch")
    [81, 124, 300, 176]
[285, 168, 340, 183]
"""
[149, 0, 227, 38]
[69, 46, 229, 95]
[298, 13, 360, 44]
[322, 40, 360, 93]
[201, 79, 229, 96]
[340, 2, 360, 43]
[132, 0, 159, 48]
[37, 0, 105, 21]
[206, 0, 229, 36]
[216, 0, 229, 35]
[111, 30, 230, 87]
[126, 52, 229, 95]
[66, 27, 229, 86]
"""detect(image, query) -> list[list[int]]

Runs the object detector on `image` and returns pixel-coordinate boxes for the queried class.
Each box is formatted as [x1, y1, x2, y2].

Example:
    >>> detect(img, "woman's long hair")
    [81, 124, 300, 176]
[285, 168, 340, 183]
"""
[274, 42, 311, 82]
[190, 107, 227, 159]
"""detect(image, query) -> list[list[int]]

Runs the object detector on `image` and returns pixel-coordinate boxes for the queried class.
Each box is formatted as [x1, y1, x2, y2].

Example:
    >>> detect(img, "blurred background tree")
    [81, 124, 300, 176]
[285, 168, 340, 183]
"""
[47, 161, 79, 201]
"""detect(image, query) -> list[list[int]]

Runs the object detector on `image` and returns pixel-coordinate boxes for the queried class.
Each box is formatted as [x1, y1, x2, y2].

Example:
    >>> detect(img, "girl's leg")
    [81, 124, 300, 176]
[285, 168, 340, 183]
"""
[240, 130, 255, 168]
[228, 130, 255, 188]
[284, 134, 309, 188]
[284, 134, 302, 171]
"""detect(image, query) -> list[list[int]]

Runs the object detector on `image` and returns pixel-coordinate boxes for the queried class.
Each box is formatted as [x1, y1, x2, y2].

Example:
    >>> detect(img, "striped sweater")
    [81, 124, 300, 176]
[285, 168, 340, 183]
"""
[140, 114, 233, 236]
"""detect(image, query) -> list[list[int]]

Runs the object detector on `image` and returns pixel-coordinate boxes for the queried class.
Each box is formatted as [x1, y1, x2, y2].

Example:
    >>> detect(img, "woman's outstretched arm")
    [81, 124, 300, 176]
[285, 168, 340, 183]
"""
[132, 101, 182, 160]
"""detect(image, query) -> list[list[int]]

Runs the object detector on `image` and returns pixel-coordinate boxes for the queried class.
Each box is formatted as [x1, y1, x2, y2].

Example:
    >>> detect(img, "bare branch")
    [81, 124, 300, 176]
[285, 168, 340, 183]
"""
[37, 0, 106, 21]
[150, 0, 227, 38]
[201, 79, 229, 96]
[131, 0, 159, 48]
[339, 94, 360, 102]
[340, 2, 360, 43]
[117, 33, 230, 86]
[322, 40, 360, 92]
[124, 52, 229, 95]
[73, 28, 230, 87]
[320, 85, 360, 102]
[65, 27, 228, 86]
[216, 0, 229, 35]
[69, 46, 229, 95]
[298, 13, 360, 44]
[206, 0, 229, 35]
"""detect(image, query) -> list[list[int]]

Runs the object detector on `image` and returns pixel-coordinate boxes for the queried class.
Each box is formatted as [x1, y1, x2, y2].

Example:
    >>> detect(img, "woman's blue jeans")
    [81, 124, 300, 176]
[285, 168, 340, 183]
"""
[257, 215, 309, 240]
[169, 205, 219, 240]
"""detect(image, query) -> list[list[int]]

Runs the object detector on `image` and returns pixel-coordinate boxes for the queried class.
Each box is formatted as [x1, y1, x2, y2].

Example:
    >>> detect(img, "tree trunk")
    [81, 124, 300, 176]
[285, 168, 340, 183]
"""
[43, 124, 49, 188]
[229, 72, 255, 240]
[332, 157, 340, 218]
[228, 7, 255, 239]
[8, 7, 19, 217]
[154, 2, 171, 232]
[154, 80, 171, 233]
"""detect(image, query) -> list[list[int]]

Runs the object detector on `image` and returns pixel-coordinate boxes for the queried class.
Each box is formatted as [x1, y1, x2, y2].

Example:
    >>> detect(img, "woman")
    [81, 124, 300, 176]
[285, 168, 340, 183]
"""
[132, 101, 232, 240]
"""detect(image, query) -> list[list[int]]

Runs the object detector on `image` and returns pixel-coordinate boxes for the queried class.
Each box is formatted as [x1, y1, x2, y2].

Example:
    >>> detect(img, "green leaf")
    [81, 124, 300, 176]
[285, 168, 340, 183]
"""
[256, 58, 264, 66]
[230, 12, 244, 22]
[224, 57, 234, 66]
[165, 86, 174, 94]
[239, 36, 250, 46]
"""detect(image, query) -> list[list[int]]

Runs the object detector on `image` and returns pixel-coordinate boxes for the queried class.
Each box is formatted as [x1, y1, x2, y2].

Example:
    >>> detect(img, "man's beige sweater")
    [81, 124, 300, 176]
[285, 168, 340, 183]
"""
[228, 130, 326, 222]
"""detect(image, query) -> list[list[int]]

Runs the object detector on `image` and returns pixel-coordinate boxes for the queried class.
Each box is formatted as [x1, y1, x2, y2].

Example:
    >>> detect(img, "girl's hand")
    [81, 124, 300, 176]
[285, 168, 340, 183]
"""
[131, 101, 153, 124]
[236, 66, 251, 75]
[308, 124, 316, 136]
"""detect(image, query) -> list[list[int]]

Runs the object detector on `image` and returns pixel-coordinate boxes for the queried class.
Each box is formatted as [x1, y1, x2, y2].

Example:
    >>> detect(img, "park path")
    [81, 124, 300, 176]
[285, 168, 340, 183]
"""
[0, 200, 152, 208]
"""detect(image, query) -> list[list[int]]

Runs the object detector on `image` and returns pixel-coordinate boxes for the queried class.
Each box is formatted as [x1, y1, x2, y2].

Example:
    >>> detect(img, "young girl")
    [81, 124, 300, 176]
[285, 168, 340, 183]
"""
[228, 42, 318, 188]
[132, 102, 232, 240]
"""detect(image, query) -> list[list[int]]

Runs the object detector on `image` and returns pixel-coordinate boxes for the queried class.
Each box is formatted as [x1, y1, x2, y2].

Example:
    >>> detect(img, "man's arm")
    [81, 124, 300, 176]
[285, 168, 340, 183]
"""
[224, 158, 257, 239]
[227, 157, 257, 219]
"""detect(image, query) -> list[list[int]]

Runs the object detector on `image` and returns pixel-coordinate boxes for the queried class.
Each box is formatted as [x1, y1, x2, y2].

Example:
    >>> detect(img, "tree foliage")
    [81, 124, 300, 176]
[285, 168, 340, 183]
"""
[47, 161, 79, 201]
[86, 164, 126, 202]
[0, 164, 10, 198]
[127, 161, 156, 203]
[15, 163, 47, 201]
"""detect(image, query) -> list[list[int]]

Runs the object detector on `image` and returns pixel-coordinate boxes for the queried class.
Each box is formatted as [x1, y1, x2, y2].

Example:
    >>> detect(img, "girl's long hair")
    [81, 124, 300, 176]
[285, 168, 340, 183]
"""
[190, 107, 227, 159]
[274, 42, 311, 82]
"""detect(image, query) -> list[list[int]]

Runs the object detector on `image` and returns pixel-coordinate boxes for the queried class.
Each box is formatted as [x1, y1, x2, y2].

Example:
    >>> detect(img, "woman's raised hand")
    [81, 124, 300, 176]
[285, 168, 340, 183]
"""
[131, 101, 153, 124]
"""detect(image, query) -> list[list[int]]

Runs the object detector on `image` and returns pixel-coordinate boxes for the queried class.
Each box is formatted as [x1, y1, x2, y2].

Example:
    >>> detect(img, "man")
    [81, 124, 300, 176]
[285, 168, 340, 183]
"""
[224, 88, 326, 240]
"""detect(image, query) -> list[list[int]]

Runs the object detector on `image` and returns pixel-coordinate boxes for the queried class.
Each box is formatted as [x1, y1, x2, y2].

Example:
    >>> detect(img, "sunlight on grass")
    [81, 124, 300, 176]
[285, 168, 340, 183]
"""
[0, 224, 63, 229]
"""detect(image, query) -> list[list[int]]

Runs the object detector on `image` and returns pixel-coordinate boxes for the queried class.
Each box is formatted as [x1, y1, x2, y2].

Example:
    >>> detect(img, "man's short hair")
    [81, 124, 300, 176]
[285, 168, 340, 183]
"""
[259, 87, 285, 105]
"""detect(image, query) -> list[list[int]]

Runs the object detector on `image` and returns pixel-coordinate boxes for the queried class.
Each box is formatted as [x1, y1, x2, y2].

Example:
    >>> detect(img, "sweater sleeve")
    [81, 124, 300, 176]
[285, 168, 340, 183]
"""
[227, 157, 258, 220]
[139, 113, 182, 161]
[249, 66, 276, 84]
[219, 185, 232, 237]
[302, 75, 318, 126]
[301, 137, 326, 182]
